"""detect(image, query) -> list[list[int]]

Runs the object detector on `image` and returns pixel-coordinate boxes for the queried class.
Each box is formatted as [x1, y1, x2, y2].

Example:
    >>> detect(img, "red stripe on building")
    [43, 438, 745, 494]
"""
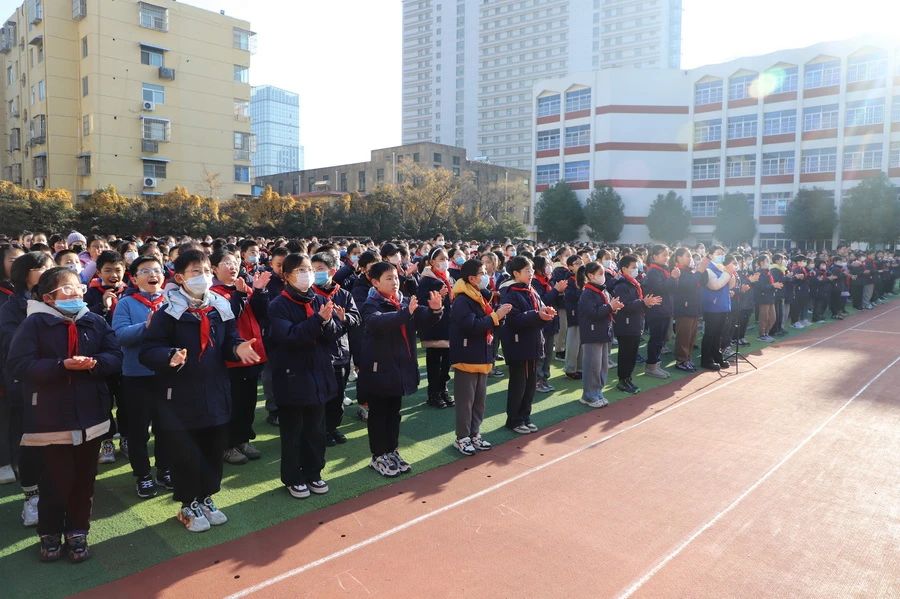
[759, 216, 785, 225]
[762, 134, 795, 145]
[595, 179, 687, 189]
[801, 129, 837, 141]
[725, 177, 755, 186]
[842, 169, 882, 181]
[764, 92, 797, 104]
[691, 217, 715, 225]
[727, 138, 756, 148]
[728, 97, 757, 109]
[844, 124, 883, 137]
[846, 80, 882, 92]
[799, 172, 834, 183]
[693, 141, 721, 151]
[692, 179, 720, 188]
[761, 175, 794, 185]
[535, 149, 560, 158]
[564, 109, 591, 120]
[568, 181, 590, 190]
[803, 85, 839, 99]
[694, 102, 723, 114]
[623, 216, 648, 224]
[564, 145, 590, 155]
[536, 114, 560, 125]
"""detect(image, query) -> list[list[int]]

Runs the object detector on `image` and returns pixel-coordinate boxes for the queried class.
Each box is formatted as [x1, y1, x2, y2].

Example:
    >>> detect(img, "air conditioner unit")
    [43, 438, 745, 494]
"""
[141, 139, 159, 153]
[158, 67, 175, 81]
[34, 177, 44, 187]
[142, 100, 155, 111]
[143, 177, 157, 188]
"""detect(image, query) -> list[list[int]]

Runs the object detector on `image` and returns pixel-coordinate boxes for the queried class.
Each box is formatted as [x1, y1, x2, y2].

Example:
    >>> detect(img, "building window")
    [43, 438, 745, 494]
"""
[234, 99, 249, 120]
[412, 152, 419, 162]
[358, 171, 366, 192]
[140, 45, 164, 67]
[81, 35, 88, 58]
[537, 128, 560, 150]
[761, 151, 795, 176]
[376, 168, 384, 184]
[234, 165, 250, 183]
[760, 192, 791, 216]
[33, 155, 47, 178]
[142, 117, 170, 142]
[692, 158, 720, 180]
[565, 88, 591, 113]
[804, 59, 840, 89]
[143, 160, 166, 179]
[847, 53, 887, 84]
[802, 104, 839, 131]
[234, 65, 249, 83]
[801, 147, 837, 173]
[139, 2, 168, 32]
[694, 80, 723, 105]
[433, 152, 442, 163]
[452, 155, 460, 166]
[142, 82, 165, 104]
[38, 80, 45, 101]
[81, 76, 88, 97]
[726, 154, 756, 178]
[564, 160, 590, 182]
[537, 94, 560, 117]
[728, 74, 756, 100]
[889, 142, 900, 168]
[727, 114, 757, 139]
[693, 119, 721, 143]
[339, 172, 347, 192]
[82, 114, 92, 136]
[564, 124, 590, 147]
[763, 110, 797, 136]
[691, 195, 718, 217]
[233, 132, 251, 160]
[893, 100, 900, 124]
[845, 98, 884, 126]
[768, 66, 798, 94]
[233, 28, 254, 51]
[843, 144, 882, 170]
[758, 233, 790, 249]
[536, 163, 559, 185]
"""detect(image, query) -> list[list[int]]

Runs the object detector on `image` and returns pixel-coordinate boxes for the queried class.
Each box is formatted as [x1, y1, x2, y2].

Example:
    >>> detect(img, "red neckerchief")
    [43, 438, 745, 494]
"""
[280, 289, 314, 318]
[647, 263, 670, 279]
[469, 284, 495, 345]
[584, 283, 614, 321]
[511, 283, 540, 311]
[131, 293, 165, 312]
[187, 305, 215, 358]
[488, 275, 497, 292]
[213, 284, 266, 367]
[620, 272, 644, 299]
[759, 269, 774, 285]
[533, 274, 551, 292]
[432, 269, 454, 300]
[90, 279, 121, 313]
[313, 283, 341, 301]
[0, 284, 12, 296]
[378, 291, 412, 357]
[66, 320, 78, 358]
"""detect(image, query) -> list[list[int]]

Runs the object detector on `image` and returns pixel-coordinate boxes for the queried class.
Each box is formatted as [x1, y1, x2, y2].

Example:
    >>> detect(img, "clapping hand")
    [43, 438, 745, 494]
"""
[169, 348, 188, 369]
[642, 293, 663, 307]
[671, 266, 682, 279]
[234, 277, 250, 293]
[408, 295, 419, 314]
[496, 303, 513, 319]
[253, 271, 272, 290]
[318, 300, 335, 321]
[554, 279, 569, 292]
[64, 356, 97, 371]
[334, 305, 346, 321]
[773, 282, 784, 289]
[538, 306, 556, 321]
[427, 290, 443, 310]
[610, 297, 625, 311]
[236, 339, 261, 364]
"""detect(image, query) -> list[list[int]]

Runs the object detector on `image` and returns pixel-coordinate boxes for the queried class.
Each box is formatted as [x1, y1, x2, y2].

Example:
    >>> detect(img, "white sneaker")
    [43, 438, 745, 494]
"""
[579, 397, 609, 409]
[342, 396, 353, 407]
[22, 495, 39, 527]
[453, 437, 476, 456]
[512, 424, 532, 434]
[177, 501, 211, 533]
[792, 322, 805, 329]
[287, 483, 310, 499]
[348, 369, 358, 382]
[389, 450, 411, 473]
[370, 454, 399, 477]
[200, 496, 228, 526]
[0, 464, 16, 484]
[357, 405, 369, 422]
[471, 435, 492, 451]
[98, 439, 116, 464]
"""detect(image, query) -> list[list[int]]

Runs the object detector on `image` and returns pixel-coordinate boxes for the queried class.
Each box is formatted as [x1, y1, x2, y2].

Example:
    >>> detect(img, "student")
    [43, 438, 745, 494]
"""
[449, 260, 511, 455]
[672, 248, 708, 372]
[611, 255, 661, 394]
[417, 248, 455, 409]
[482, 251, 509, 377]
[7, 267, 123, 562]
[753, 255, 782, 342]
[210, 251, 271, 465]
[311, 251, 361, 446]
[530, 255, 567, 393]
[789, 255, 811, 327]
[642, 245, 680, 379]
[358, 261, 443, 476]
[578, 262, 624, 407]
[550, 248, 572, 360]
[561, 255, 584, 380]
[260, 246, 290, 426]
[447, 246, 466, 281]
[498, 256, 557, 434]
[139, 249, 260, 533]
[111, 256, 173, 498]
[769, 253, 789, 336]
[810, 259, 835, 323]
[0, 245, 24, 484]
[268, 253, 344, 498]
[700, 250, 737, 370]
[239, 239, 263, 278]
[347, 250, 381, 422]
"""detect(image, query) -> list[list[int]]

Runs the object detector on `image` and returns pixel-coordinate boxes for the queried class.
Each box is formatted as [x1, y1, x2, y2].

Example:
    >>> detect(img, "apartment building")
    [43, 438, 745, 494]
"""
[531, 37, 900, 247]
[250, 85, 303, 178]
[0, 0, 254, 199]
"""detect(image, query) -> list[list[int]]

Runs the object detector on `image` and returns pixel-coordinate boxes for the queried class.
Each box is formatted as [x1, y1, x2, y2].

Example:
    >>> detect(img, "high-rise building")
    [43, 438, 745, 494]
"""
[250, 85, 303, 178]
[401, 0, 682, 170]
[0, 0, 254, 199]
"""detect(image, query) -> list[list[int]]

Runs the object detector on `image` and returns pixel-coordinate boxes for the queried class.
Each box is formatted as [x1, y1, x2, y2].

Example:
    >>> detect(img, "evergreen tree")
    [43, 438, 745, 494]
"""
[534, 181, 584, 241]
[583, 184, 624, 242]
[714, 192, 757, 246]
[645, 190, 691, 245]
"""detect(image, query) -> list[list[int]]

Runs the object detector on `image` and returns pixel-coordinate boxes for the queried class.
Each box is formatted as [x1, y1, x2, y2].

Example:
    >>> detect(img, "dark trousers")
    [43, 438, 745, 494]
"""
[789, 296, 808, 323]
[701, 312, 729, 364]
[8, 404, 40, 489]
[830, 292, 846, 317]
[0, 401, 14, 467]
[37, 439, 100, 537]
[102, 376, 125, 440]
[505, 359, 537, 428]
[326, 364, 350, 433]
[851, 284, 863, 310]
[279, 403, 326, 486]
[425, 347, 450, 395]
[645, 316, 671, 365]
[367, 394, 402, 456]
[123, 376, 168, 478]
[159, 425, 227, 505]
[772, 299, 785, 334]
[616, 334, 640, 380]
[812, 296, 829, 321]
[227, 367, 260, 448]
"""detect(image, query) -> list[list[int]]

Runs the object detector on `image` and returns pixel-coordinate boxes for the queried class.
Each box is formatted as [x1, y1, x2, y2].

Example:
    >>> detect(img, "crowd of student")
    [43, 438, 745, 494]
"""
[0, 229, 897, 563]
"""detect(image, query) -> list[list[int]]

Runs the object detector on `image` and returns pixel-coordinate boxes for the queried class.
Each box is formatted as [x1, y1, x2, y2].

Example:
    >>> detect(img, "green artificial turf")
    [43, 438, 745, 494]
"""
[0, 300, 892, 597]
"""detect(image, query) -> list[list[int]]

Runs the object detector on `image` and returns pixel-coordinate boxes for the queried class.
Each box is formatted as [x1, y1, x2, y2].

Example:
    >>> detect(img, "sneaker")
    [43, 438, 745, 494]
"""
[156, 469, 174, 490]
[564, 372, 582, 380]
[22, 495, 39, 527]
[119, 438, 129, 460]
[440, 391, 455, 407]
[237, 442, 261, 460]
[701, 362, 721, 371]
[266, 413, 280, 426]
[200, 496, 228, 526]
[644, 364, 670, 379]
[39, 534, 63, 562]
[792, 322, 805, 329]
[717, 360, 732, 370]
[332, 430, 347, 444]
[490, 367, 505, 378]
[177, 501, 211, 533]
[579, 397, 609, 409]
[348, 369, 358, 382]
[757, 335, 774, 343]
[136, 474, 158, 499]
[737, 338, 750, 346]
[616, 379, 640, 394]
[675, 362, 693, 372]
[357, 405, 369, 421]
[426, 395, 448, 409]
[0, 464, 16, 484]
[471, 435, 492, 451]
[495, 354, 504, 362]
[223, 447, 249, 465]
[525, 422, 538, 432]
[342, 396, 353, 407]
[308, 479, 329, 494]
[535, 380, 552, 393]
[685, 361, 698, 371]
[98, 439, 116, 464]
[454, 437, 477, 456]
[609, 360, 618, 368]
[512, 424, 532, 434]
[287, 483, 310, 499]
[370, 454, 399, 478]
[66, 533, 91, 563]
[389, 450, 411, 473]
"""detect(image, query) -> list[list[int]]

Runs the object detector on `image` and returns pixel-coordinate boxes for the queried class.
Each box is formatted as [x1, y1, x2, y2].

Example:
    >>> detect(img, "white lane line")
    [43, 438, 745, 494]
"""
[225, 305, 899, 599]
[616, 354, 900, 599]
[848, 328, 900, 335]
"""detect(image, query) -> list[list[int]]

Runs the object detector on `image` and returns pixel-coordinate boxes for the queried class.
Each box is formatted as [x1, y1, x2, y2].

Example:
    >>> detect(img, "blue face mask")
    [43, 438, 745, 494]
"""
[314, 271, 330, 286]
[454, 256, 466, 266]
[712, 255, 725, 265]
[246, 255, 259, 265]
[479, 274, 490, 290]
[55, 299, 87, 315]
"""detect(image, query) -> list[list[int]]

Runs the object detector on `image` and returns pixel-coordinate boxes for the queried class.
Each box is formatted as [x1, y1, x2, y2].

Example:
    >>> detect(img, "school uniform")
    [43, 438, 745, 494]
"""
[550, 265, 570, 355]
[498, 281, 547, 429]
[578, 283, 615, 402]
[268, 288, 342, 487]
[673, 268, 708, 364]
[753, 268, 777, 336]
[642, 264, 678, 366]
[260, 273, 285, 418]
[789, 265, 811, 323]
[562, 274, 582, 375]
[701, 263, 733, 366]
[7, 302, 122, 540]
[829, 264, 849, 317]
[139, 288, 241, 505]
[610, 274, 646, 382]
[531, 274, 561, 382]
[770, 265, 788, 334]
[0, 283, 19, 470]
[84, 280, 127, 443]
[417, 267, 453, 403]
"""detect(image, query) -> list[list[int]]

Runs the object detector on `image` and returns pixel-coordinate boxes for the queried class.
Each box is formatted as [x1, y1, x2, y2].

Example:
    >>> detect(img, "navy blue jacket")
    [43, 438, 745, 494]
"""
[84, 281, 126, 324]
[563, 277, 581, 325]
[312, 283, 360, 366]
[8, 305, 122, 435]
[674, 269, 708, 318]
[267, 290, 341, 406]
[770, 266, 787, 300]
[449, 286, 500, 366]
[139, 293, 241, 431]
[642, 265, 677, 318]
[753, 269, 777, 304]
[578, 284, 615, 344]
[531, 276, 561, 336]
[611, 276, 647, 337]
[357, 292, 441, 398]
[416, 270, 452, 342]
[498, 282, 547, 361]
[0, 293, 27, 405]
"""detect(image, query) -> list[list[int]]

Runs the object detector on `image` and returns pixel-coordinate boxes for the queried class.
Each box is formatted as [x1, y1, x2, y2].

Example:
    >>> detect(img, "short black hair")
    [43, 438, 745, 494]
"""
[506, 255, 532, 276]
[239, 239, 259, 254]
[11, 251, 52, 294]
[130, 255, 163, 276]
[618, 254, 638, 270]
[173, 249, 210, 274]
[459, 259, 483, 279]
[369, 261, 397, 281]
[96, 250, 124, 272]
[37, 266, 79, 299]
[281, 253, 310, 276]
[311, 251, 338, 269]
[53, 249, 79, 265]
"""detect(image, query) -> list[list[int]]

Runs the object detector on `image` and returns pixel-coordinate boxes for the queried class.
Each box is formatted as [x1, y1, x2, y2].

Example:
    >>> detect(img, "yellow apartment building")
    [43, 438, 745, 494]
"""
[0, 0, 254, 199]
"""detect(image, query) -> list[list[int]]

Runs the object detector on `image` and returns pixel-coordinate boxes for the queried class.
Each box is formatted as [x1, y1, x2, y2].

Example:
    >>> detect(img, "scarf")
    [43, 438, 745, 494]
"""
[0, 284, 12, 297]
[456, 280, 496, 345]
[131, 293, 165, 312]
[647, 263, 670, 279]
[431, 268, 454, 300]
[213, 284, 267, 367]
[379, 291, 412, 357]
[533, 274, 551, 293]
[584, 283, 613, 321]
[511, 283, 540, 311]
[759, 269, 774, 285]
[313, 283, 341, 301]
[620, 272, 644, 299]
[66, 319, 79, 358]
[187, 305, 215, 358]
[280, 289, 315, 318]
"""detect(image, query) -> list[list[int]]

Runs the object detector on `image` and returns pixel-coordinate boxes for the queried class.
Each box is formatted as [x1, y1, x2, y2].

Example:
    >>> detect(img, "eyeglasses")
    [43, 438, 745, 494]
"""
[136, 268, 164, 276]
[49, 283, 87, 296]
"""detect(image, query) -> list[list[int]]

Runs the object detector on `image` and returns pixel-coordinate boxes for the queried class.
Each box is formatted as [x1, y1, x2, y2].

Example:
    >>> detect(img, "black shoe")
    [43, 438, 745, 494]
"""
[616, 379, 639, 394]
[66, 534, 90, 563]
[40, 535, 63, 562]
[555, 351, 566, 359]
[701, 362, 721, 371]
[136, 474, 158, 499]
[266, 413, 279, 426]
[325, 433, 337, 447]
[717, 361, 731, 369]
[565, 371, 583, 380]
[426, 394, 447, 409]
[635, 354, 646, 363]
[332, 430, 347, 444]
[440, 391, 455, 407]
[156, 469, 174, 490]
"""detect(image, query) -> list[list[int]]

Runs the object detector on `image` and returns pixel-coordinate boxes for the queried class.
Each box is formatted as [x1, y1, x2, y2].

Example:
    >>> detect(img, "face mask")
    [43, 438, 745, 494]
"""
[314, 271, 330, 286]
[760, 263, 769, 270]
[454, 256, 466, 266]
[55, 298, 87, 315]
[628, 268, 639, 279]
[388, 255, 401, 266]
[184, 274, 213, 296]
[339, 249, 347, 257]
[435, 240, 445, 247]
[293, 272, 312, 291]
[636, 261, 644, 272]
[591, 274, 605, 287]
[712, 255, 725, 265]
[66, 262, 83, 274]
[479, 274, 490, 290]
[509, 250, 517, 257]
[603, 260, 614, 270]
[435, 260, 449, 273]
[246, 255, 259, 265]
[350, 254, 359, 264]
[124, 251, 138, 263]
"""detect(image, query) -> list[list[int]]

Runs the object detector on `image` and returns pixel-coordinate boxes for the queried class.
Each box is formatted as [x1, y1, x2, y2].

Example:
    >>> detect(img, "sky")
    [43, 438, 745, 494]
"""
[3, 0, 900, 169]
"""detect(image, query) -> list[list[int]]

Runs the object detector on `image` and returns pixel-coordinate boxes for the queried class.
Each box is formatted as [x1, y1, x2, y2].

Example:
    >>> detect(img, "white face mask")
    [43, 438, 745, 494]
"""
[184, 274, 212, 296]
[591, 274, 606, 287]
[293, 272, 312, 291]
[124, 251, 138, 263]
[434, 260, 449, 273]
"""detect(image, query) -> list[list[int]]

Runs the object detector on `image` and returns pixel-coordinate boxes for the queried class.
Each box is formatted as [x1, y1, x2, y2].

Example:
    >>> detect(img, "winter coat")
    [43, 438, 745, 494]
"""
[497, 281, 546, 362]
[416, 268, 453, 346]
[578, 283, 615, 344]
[449, 279, 503, 373]
[611, 276, 646, 337]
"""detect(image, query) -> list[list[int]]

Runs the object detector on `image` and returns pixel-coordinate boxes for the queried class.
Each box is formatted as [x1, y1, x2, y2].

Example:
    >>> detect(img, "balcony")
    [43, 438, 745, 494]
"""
[234, 149, 251, 161]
